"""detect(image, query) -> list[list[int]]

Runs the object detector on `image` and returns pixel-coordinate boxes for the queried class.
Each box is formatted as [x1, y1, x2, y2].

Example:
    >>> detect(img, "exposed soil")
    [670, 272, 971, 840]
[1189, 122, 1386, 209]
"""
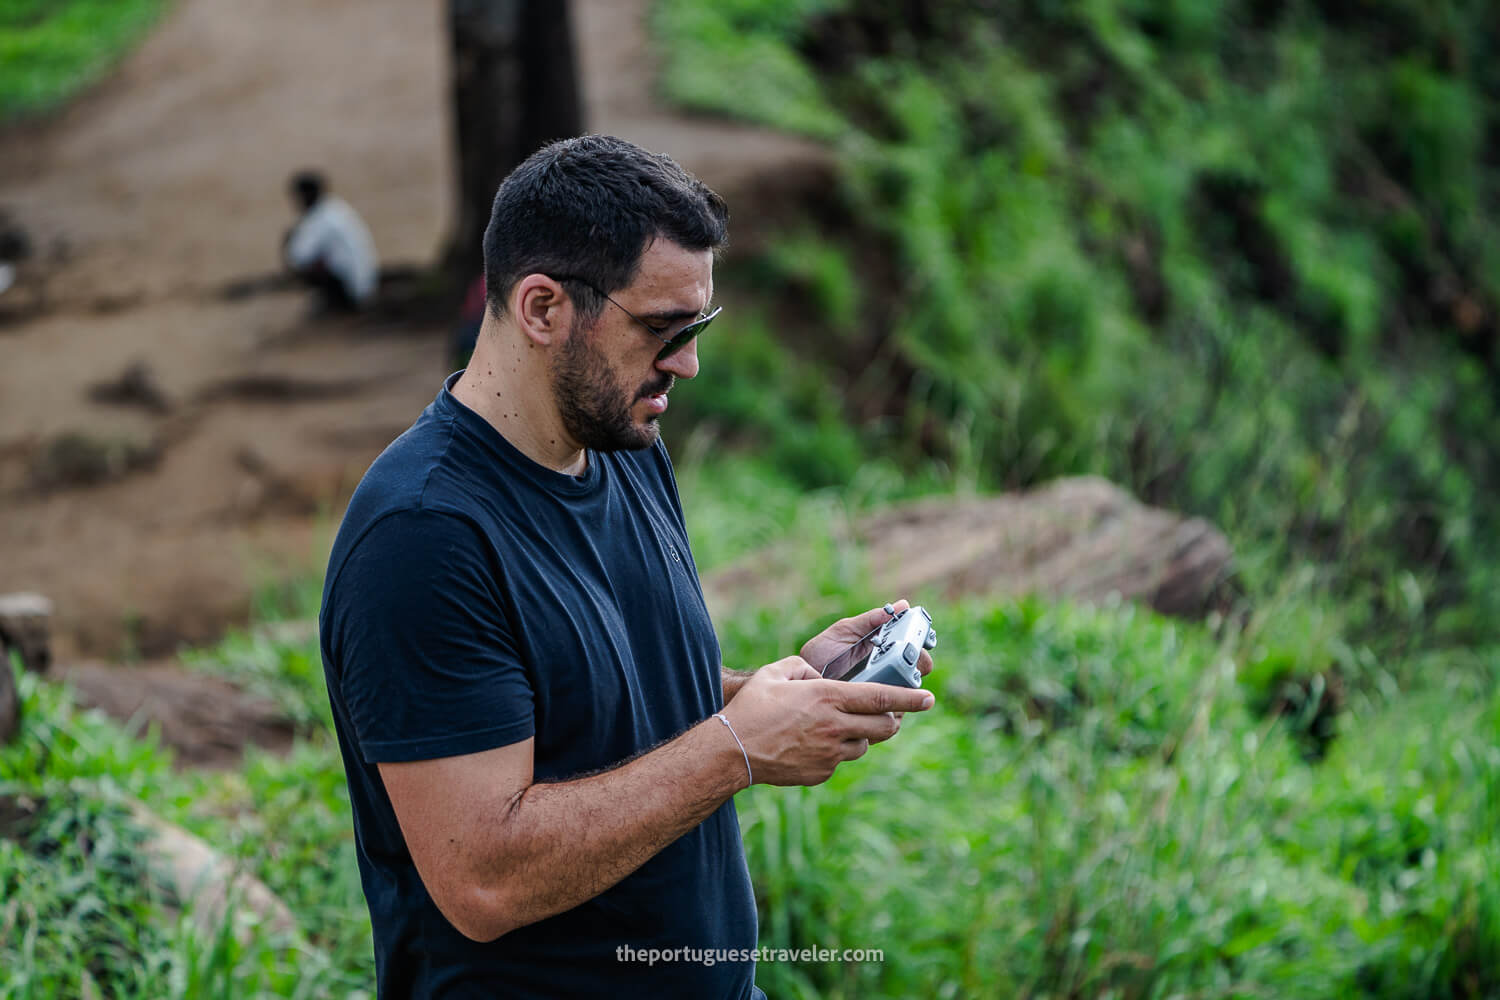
[0, 0, 829, 764]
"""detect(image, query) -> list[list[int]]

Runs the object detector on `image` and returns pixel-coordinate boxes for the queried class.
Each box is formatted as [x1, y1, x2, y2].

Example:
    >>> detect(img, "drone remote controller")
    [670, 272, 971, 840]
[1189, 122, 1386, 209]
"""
[820, 604, 937, 688]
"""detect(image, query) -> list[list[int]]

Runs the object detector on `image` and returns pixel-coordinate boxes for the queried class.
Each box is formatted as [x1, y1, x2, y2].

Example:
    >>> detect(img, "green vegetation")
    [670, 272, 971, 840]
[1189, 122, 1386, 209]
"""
[658, 0, 1500, 655]
[6, 468, 1500, 995]
[6, 0, 1500, 995]
[0, 651, 370, 999]
[658, 2, 1500, 990]
[0, 0, 170, 120]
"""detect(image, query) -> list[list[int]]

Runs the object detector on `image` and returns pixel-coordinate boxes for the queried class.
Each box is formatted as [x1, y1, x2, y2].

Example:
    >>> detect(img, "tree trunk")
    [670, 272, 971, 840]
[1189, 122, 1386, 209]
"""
[0, 659, 16, 747]
[444, 0, 584, 287]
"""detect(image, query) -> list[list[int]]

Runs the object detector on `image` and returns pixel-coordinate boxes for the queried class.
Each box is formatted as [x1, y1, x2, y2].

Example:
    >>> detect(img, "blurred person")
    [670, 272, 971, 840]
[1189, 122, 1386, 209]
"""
[318, 135, 936, 999]
[283, 169, 377, 310]
[0, 209, 31, 299]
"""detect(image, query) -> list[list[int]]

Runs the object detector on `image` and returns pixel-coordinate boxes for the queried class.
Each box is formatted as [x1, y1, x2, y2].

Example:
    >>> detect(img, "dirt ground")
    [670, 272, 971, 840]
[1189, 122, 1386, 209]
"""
[0, 0, 827, 759]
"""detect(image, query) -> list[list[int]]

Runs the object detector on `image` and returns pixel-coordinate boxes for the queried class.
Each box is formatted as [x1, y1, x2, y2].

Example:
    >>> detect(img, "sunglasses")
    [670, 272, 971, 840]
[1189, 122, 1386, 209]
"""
[552, 275, 722, 360]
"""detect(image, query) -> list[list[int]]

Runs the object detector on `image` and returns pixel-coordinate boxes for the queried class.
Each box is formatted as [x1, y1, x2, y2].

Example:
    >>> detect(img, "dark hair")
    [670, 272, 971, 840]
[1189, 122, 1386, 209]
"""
[289, 170, 326, 210]
[481, 135, 729, 320]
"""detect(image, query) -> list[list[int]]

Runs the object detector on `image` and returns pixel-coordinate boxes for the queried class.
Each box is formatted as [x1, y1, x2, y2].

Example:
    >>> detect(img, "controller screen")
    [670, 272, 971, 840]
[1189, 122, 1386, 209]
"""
[821, 631, 879, 682]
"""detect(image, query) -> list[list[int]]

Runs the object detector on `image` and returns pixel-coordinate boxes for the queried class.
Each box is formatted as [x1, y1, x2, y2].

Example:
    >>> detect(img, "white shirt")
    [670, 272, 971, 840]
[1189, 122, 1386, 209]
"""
[284, 195, 378, 305]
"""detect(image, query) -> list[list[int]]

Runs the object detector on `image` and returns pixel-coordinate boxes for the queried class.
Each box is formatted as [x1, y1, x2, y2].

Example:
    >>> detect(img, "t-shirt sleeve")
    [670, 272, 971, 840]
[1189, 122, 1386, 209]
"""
[324, 508, 535, 763]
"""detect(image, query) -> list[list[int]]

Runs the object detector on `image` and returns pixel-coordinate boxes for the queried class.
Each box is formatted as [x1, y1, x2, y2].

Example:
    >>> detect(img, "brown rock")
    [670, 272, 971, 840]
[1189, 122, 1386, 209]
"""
[703, 477, 1234, 620]
[0, 788, 297, 944]
[128, 801, 299, 940]
[57, 660, 294, 769]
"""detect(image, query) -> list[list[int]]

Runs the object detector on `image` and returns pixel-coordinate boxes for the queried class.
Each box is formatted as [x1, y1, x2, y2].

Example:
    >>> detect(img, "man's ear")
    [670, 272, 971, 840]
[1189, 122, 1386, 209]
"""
[510, 275, 571, 347]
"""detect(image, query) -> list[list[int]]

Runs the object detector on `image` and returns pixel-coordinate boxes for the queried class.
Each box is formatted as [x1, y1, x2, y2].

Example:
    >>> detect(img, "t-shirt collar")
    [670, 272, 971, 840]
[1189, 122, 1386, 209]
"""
[438, 370, 602, 495]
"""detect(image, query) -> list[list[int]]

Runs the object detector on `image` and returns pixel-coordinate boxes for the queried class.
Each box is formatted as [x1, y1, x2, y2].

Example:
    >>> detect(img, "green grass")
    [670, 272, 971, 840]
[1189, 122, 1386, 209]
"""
[0, 0, 171, 121]
[4, 452, 1500, 995]
[648, 0, 850, 140]
[0, 653, 370, 998]
[657, 0, 1500, 659]
[713, 553, 1500, 996]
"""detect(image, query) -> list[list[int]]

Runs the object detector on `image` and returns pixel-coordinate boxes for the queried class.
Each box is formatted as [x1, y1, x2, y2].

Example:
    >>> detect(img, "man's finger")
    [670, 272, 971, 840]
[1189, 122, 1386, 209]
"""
[839, 711, 901, 743]
[916, 649, 934, 677]
[848, 598, 908, 636]
[765, 655, 819, 680]
[870, 714, 903, 744]
[825, 679, 933, 715]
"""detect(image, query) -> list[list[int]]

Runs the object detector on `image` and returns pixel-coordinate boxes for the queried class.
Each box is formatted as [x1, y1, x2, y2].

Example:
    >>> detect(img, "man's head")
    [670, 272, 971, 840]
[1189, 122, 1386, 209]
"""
[289, 170, 326, 212]
[481, 136, 728, 454]
[482, 135, 728, 324]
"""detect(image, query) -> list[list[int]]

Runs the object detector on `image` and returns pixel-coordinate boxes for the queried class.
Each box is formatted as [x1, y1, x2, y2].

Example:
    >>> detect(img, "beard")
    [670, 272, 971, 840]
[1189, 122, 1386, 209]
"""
[551, 322, 674, 453]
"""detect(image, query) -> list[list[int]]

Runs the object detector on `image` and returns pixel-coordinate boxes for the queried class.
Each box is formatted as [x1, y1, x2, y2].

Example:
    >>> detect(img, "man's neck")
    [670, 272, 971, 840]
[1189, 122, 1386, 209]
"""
[451, 324, 588, 476]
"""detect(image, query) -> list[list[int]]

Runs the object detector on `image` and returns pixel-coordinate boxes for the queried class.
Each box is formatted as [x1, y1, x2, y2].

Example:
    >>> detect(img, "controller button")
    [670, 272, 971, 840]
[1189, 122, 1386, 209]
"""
[902, 642, 918, 665]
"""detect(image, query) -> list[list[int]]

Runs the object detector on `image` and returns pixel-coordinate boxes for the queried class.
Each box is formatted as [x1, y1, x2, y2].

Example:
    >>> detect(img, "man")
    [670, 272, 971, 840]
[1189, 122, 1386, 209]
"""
[283, 169, 378, 310]
[319, 135, 935, 999]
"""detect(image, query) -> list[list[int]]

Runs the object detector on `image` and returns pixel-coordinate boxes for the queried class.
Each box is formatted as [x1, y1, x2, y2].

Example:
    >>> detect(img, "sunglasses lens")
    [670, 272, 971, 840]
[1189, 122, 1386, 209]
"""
[656, 307, 721, 359]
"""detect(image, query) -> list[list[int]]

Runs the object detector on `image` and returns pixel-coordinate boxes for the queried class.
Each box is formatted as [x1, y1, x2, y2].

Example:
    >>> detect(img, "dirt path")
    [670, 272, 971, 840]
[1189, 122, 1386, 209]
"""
[0, 0, 826, 656]
[0, 0, 826, 760]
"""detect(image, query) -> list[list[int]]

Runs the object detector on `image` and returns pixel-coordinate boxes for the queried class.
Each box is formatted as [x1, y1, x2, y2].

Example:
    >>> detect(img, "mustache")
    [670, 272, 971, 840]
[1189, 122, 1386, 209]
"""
[638, 373, 675, 399]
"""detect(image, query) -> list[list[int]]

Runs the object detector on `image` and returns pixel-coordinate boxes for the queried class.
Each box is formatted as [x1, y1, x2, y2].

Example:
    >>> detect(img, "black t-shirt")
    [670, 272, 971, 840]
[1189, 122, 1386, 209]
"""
[319, 375, 760, 998]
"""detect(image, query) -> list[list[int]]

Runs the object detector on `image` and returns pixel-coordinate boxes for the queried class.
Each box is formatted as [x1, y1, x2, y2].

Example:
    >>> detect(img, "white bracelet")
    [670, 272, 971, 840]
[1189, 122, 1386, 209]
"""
[713, 713, 753, 787]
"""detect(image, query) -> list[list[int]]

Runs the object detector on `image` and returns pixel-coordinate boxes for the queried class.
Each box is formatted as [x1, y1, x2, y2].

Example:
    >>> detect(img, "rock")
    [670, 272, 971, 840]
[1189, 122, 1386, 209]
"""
[0, 790, 297, 943]
[0, 592, 53, 674]
[703, 476, 1234, 620]
[57, 660, 295, 770]
[128, 801, 299, 941]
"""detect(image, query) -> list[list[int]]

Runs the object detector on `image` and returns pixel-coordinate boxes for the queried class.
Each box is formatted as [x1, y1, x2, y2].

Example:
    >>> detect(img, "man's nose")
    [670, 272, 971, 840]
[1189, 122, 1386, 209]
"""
[655, 338, 700, 380]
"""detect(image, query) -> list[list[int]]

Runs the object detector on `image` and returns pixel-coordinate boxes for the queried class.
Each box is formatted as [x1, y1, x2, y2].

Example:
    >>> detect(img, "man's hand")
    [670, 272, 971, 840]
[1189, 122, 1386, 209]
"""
[800, 599, 936, 681]
[718, 656, 934, 787]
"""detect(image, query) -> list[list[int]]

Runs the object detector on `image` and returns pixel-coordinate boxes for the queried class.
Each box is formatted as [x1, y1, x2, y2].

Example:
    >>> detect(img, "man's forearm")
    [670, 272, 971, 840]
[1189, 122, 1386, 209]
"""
[721, 665, 755, 706]
[466, 719, 748, 939]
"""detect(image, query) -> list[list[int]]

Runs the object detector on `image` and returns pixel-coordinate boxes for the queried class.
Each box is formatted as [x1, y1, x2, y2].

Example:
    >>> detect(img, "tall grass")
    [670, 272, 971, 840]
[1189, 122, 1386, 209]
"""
[0, 656, 370, 998]
[694, 467, 1500, 997]
[657, 0, 1500, 658]
[5, 453, 1500, 995]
